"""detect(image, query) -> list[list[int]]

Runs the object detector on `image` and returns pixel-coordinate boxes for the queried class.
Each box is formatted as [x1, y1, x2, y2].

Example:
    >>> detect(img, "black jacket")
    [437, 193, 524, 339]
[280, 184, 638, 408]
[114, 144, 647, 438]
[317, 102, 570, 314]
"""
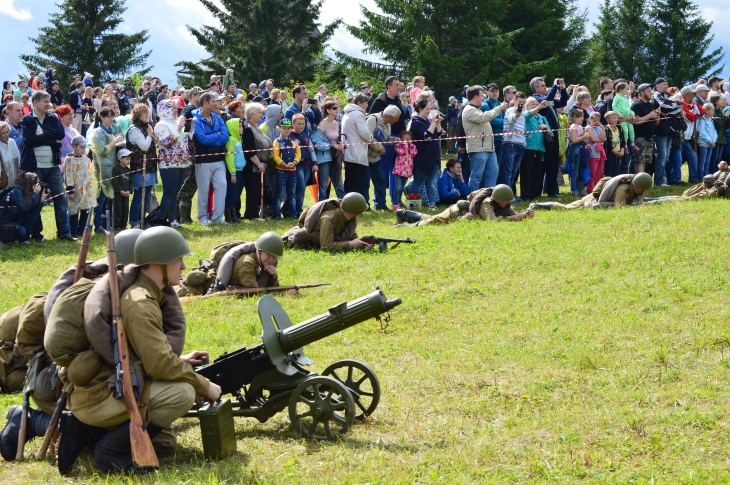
[49, 89, 64, 107]
[368, 92, 406, 135]
[19, 111, 65, 172]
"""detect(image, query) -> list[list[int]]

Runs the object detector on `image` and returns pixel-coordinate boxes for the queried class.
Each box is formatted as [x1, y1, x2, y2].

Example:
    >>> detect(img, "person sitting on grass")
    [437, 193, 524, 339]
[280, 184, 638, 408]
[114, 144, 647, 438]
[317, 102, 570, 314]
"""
[283, 192, 374, 251]
[396, 184, 534, 226]
[0, 172, 50, 248]
[438, 158, 469, 205]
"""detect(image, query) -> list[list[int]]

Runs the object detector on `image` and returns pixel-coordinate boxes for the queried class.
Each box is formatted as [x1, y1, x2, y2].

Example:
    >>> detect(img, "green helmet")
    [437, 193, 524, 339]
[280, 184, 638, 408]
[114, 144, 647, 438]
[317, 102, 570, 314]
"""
[341, 193, 368, 215]
[632, 172, 653, 191]
[255, 231, 284, 258]
[134, 227, 192, 266]
[185, 270, 210, 287]
[491, 184, 515, 203]
[115, 229, 143, 266]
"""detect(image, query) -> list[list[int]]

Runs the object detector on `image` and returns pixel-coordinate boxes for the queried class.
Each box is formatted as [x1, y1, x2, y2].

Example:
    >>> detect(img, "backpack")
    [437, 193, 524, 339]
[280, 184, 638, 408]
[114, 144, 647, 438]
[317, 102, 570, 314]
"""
[45, 278, 96, 368]
[591, 176, 612, 198]
[210, 240, 247, 268]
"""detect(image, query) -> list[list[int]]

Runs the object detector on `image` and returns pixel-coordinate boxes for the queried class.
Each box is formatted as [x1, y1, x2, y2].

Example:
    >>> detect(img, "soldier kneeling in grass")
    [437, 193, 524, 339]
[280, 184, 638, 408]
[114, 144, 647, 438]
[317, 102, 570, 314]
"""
[396, 184, 534, 226]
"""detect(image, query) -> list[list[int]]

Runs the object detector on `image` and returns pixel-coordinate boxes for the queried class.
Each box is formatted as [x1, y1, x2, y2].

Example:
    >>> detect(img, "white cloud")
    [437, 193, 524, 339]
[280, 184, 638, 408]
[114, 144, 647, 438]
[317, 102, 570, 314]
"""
[0, 0, 32, 21]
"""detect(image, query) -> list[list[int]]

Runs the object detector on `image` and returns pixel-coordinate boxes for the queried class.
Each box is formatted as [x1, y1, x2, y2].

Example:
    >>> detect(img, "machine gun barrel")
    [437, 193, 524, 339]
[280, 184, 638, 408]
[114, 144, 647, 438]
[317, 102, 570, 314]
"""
[279, 290, 401, 354]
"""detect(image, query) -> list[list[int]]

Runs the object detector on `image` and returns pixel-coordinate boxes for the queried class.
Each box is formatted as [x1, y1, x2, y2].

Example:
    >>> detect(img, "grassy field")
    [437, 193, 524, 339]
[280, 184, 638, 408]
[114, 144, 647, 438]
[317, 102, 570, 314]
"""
[2, 178, 730, 484]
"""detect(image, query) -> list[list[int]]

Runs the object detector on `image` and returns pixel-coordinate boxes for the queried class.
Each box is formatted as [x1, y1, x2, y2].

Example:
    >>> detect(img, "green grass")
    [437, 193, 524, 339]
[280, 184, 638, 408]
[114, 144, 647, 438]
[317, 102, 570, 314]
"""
[3, 175, 730, 484]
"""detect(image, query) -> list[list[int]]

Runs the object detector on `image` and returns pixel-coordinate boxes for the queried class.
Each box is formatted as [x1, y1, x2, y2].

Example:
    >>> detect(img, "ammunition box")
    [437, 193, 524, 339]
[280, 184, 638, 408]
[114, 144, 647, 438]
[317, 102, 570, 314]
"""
[198, 398, 237, 460]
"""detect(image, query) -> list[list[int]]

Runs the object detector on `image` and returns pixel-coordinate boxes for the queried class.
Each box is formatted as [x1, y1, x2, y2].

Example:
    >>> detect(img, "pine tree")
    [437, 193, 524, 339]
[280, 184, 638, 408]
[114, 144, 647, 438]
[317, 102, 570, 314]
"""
[176, 0, 338, 88]
[347, 0, 515, 100]
[496, 0, 590, 90]
[20, 0, 151, 87]
[589, 0, 651, 84]
[645, 0, 724, 86]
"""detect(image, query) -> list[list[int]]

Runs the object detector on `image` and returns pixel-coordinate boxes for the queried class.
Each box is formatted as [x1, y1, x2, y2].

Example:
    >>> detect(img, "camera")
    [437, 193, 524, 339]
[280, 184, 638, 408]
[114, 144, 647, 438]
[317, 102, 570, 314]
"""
[39, 182, 49, 190]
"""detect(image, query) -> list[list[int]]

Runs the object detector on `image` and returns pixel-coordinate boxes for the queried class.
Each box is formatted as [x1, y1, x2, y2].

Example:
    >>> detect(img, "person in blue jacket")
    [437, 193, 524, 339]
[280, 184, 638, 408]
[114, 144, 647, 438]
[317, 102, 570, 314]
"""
[0, 172, 49, 247]
[438, 158, 469, 205]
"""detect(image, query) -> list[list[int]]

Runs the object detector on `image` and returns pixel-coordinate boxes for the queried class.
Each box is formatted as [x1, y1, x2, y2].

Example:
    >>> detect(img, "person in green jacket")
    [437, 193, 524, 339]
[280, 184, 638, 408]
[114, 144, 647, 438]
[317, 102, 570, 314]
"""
[223, 100, 246, 223]
[222, 69, 235, 91]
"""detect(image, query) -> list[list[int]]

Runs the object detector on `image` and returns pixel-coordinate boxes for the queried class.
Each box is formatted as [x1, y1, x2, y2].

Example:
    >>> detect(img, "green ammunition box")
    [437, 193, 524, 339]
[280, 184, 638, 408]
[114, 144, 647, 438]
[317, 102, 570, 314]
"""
[198, 398, 237, 460]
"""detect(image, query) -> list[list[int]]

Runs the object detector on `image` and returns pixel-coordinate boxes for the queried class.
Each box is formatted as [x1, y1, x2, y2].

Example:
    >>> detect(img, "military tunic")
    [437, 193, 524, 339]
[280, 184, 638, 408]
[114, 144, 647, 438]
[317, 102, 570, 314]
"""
[310, 209, 356, 251]
[552, 182, 640, 210]
[70, 273, 208, 429]
[231, 254, 279, 288]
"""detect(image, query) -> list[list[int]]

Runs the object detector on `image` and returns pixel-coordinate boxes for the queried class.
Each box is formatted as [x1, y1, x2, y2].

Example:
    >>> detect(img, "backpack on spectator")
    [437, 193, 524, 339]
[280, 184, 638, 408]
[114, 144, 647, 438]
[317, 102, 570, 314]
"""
[243, 120, 272, 163]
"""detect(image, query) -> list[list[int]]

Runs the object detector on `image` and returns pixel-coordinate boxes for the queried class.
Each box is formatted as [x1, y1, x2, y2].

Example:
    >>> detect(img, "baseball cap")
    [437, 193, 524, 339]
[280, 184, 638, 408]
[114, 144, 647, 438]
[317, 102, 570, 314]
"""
[680, 85, 696, 95]
[637, 83, 651, 93]
[29, 71, 35, 75]
[695, 84, 710, 92]
[117, 148, 132, 158]
[448, 96, 456, 102]
[188, 86, 203, 96]
[71, 135, 87, 147]
[360, 82, 369, 89]
[277, 119, 293, 127]
[654, 77, 667, 86]
[486, 83, 499, 90]
[463, 85, 469, 89]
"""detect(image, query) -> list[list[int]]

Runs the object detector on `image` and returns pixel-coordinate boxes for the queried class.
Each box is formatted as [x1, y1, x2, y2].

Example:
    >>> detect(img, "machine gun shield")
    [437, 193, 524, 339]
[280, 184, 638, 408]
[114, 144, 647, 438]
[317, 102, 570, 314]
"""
[258, 295, 313, 376]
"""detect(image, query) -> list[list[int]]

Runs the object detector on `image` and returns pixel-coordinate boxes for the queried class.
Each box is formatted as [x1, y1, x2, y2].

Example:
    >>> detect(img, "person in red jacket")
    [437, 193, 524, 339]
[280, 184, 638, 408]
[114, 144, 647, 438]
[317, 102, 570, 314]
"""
[680, 85, 703, 183]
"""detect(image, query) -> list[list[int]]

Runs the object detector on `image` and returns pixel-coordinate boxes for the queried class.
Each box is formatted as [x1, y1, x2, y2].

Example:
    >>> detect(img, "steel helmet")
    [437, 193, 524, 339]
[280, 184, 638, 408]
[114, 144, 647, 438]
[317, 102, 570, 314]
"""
[341, 192, 368, 215]
[491, 184, 515, 203]
[114, 229, 143, 266]
[255, 231, 284, 258]
[134, 226, 192, 266]
[632, 172, 653, 191]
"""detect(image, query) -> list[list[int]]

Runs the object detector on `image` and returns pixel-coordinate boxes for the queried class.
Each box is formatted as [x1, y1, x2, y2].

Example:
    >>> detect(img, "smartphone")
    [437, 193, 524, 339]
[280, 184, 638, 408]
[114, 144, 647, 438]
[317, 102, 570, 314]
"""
[184, 118, 192, 132]
[544, 100, 554, 107]
[517, 103, 523, 112]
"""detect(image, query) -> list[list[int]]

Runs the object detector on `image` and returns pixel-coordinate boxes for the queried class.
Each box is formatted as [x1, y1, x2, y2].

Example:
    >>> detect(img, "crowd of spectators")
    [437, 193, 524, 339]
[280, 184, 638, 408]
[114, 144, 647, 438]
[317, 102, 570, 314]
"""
[1, 66, 730, 247]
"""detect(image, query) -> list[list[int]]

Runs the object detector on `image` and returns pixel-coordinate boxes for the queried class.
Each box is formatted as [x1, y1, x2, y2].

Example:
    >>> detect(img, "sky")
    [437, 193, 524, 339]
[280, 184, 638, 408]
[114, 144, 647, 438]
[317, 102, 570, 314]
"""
[1, 0, 729, 86]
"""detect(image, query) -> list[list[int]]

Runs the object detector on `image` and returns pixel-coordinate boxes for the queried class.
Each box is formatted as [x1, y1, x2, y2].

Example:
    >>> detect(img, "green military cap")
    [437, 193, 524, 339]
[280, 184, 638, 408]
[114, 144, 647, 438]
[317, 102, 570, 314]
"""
[115, 229, 143, 266]
[255, 231, 285, 258]
[134, 227, 192, 266]
[341, 193, 367, 215]
[632, 172, 653, 191]
[491, 184, 515, 203]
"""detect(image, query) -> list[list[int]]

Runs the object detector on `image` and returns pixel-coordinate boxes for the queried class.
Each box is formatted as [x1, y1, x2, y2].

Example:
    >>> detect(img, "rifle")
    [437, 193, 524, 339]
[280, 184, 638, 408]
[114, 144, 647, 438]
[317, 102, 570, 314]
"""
[139, 155, 146, 230]
[180, 283, 330, 302]
[106, 210, 159, 469]
[360, 236, 416, 252]
[36, 217, 93, 461]
[15, 388, 29, 460]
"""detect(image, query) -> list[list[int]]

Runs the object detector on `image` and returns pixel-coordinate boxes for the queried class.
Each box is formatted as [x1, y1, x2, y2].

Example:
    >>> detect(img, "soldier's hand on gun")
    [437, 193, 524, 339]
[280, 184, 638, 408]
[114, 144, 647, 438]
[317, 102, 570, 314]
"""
[349, 238, 374, 249]
[181, 350, 211, 366]
[264, 264, 278, 278]
[205, 382, 222, 403]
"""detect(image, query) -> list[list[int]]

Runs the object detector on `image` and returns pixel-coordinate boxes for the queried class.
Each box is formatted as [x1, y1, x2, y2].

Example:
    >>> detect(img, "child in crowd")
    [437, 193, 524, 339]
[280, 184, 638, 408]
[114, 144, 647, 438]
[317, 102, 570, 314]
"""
[585, 112, 607, 192]
[612, 82, 639, 152]
[697, 103, 718, 177]
[290, 113, 317, 217]
[566, 110, 591, 196]
[111, 148, 132, 231]
[604, 111, 626, 177]
[392, 131, 417, 210]
[63, 135, 97, 237]
[272, 119, 300, 219]
[438, 158, 469, 205]
[557, 106, 568, 186]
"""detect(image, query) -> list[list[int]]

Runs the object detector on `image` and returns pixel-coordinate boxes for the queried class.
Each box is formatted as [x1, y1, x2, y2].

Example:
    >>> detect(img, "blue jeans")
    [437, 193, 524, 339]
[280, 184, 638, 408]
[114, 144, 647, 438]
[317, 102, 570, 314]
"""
[568, 150, 581, 194]
[501, 142, 525, 190]
[698, 145, 713, 178]
[32, 166, 71, 238]
[224, 169, 244, 210]
[129, 173, 155, 226]
[368, 159, 388, 209]
[317, 162, 345, 200]
[94, 191, 108, 230]
[411, 164, 439, 205]
[159, 167, 188, 220]
[9, 204, 42, 242]
[667, 147, 683, 184]
[381, 144, 396, 203]
[274, 170, 297, 219]
[712, 144, 725, 172]
[682, 139, 699, 182]
[391, 175, 408, 206]
[467, 151, 498, 191]
[493, 141, 503, 183]
[295, 164, 312, 217]
[619, 153, 631, 175]
[654, 135, 673, 185]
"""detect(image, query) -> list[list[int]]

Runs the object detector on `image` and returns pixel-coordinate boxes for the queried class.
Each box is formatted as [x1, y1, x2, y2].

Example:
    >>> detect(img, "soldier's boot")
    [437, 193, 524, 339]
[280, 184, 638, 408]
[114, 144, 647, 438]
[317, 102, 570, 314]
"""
[178, 201, 193, 224]
[93, 421, 164, 474]
[530, 202, 555, 211]
[1, 405, 52, 461]
[57, 412, 108, 475]
[396, 209, 423, 224]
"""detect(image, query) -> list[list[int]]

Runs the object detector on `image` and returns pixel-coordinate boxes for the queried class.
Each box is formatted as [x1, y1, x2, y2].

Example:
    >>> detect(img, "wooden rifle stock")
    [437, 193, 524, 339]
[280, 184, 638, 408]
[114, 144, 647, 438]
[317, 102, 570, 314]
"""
[180, 283, 330, 302]
[106, 218, 158, 468]
[37, 218, 93, 461]
[15, 390, 29, 460]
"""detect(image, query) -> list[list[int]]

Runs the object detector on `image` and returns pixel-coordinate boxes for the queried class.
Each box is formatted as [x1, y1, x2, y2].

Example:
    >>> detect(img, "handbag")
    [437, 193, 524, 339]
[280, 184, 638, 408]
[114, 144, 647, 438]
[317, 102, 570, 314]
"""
[0, 161, 7, 190]
[542, 130, 555, 148]
[306, 168, 317, 186]
[0, 223, 18, 242]
[244, 120, 272, 162]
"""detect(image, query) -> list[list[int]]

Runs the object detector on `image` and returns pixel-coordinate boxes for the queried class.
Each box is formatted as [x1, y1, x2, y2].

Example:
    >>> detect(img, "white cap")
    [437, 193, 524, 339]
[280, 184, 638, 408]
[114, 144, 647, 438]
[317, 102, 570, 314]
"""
[695, 84, 710, 92]
[84, 72, 94, 78]
[117, 148, 132, 158]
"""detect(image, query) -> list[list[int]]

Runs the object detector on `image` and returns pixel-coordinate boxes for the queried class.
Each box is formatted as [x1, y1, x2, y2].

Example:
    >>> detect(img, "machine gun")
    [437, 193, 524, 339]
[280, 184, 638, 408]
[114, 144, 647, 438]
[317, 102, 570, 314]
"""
[360, 236, 415, 252]
[189, 289, 401, 443]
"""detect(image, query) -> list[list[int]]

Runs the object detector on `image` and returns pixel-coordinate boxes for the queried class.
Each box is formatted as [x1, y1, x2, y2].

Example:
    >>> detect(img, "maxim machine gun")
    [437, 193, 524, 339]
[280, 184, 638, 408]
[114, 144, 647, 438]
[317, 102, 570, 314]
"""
[187, 289, 401, 453]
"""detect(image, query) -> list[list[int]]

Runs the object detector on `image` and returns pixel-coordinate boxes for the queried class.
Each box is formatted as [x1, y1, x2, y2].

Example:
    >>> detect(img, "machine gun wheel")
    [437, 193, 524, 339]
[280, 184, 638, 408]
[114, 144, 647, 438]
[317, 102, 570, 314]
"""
[289, 376, 355, 440]
[321, 360, 381, 421]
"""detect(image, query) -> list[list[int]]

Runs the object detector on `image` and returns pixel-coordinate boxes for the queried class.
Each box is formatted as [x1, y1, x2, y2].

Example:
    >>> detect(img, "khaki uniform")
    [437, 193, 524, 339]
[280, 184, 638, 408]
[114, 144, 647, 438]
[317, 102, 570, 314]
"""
[415, 204, 467, 226]
[309, 209, 356, 251]
[231, 254, 279, 288]
[683, 172, 729, 199]
[70, 273, 209, 429]
[415, 196, 520, 226]
[477, 199, 520, 220]
[0, 306, 27, 393]
[552, 182, 640, 210]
